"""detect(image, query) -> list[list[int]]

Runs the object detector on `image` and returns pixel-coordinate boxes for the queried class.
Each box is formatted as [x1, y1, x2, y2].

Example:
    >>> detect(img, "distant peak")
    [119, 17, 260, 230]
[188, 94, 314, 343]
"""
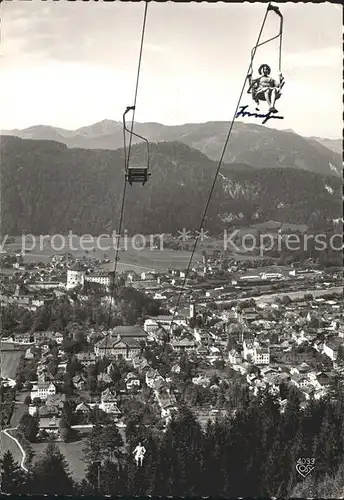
[95, 119, 119, 126]
[75, 119, 122, 137]
[282, 128, 297, 134]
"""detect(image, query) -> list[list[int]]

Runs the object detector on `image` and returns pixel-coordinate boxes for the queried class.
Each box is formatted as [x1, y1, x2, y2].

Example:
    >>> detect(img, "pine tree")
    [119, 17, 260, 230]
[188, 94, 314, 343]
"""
[59, 414, 72, 442]
[125, 451, 147, 496]
[253, 391, 281, 495]
[283, 426, 304, 496]
[204, 417, 230, 496]
[30, 442, 74, 495]
[83, 423, 103, 463]
[125, 431, 160, 496]
[84, 421, 124, 464]
[83, 421, 125, 493]
[157, 408, 206, 496]
[0, 451, 27, 494]
[301, 397, 327, 456]
[144, 432, 161, 495]
[17, 413, 39, 442]
[101, 422, 124, 463]
[313, 409, 339, 479]
[100, 459, 122, 495]
[84, 461, 100, 494]
[76, 478, 94, 495]
[291, 462, 344, 498]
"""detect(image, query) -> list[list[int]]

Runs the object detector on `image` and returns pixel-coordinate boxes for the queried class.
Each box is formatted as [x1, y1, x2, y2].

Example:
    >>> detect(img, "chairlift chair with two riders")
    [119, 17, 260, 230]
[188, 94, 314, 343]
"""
[247, 4, 285, 113]
[123, 105, 151, 186]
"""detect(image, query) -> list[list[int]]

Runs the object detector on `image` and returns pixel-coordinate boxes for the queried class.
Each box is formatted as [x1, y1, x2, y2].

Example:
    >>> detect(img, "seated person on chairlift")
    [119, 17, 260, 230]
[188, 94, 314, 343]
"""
[248, 64, 284, 114]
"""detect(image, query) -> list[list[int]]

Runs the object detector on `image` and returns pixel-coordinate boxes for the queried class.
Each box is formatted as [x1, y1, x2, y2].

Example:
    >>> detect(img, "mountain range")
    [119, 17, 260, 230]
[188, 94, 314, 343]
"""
[1, 135, 342, 236]
[1, 120, 341, 178]
[308, 137, 342, 156]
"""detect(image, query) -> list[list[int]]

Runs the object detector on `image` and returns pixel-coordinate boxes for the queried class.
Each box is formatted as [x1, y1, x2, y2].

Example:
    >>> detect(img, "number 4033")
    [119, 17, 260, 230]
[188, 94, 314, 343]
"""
[297, 458, 315, 465]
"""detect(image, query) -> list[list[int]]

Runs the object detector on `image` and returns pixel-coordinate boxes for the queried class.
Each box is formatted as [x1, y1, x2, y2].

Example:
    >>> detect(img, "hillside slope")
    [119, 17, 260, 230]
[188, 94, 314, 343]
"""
[308, 137, 342, 156]
[1, 136, 342, 235]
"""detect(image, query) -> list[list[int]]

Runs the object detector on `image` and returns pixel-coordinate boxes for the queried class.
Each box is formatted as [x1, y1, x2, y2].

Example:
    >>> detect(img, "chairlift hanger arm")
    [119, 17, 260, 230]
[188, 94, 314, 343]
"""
[249, 3, 284, 74]
[267, 4, 283, 18]
[123, 106, 150, 170]
[123, 109, 150, 149]
[250, 31, 280, 58]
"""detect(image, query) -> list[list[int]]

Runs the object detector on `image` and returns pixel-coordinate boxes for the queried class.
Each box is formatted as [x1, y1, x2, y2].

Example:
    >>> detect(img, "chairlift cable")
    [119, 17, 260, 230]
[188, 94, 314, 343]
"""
[126, 1, 149, 171]
[169, 2, 276, 331]
[103, 2, 149, 376]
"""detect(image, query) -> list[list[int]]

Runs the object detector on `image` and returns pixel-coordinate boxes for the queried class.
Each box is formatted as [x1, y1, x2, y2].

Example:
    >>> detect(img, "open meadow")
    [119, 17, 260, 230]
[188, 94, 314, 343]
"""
[0, 430, 23, 464]
[0, 347, 24, 380]
[4, 236, 206, 272]
[31, 439, 87, 481]
[2, 232, 277, 274]
[255, 286, 343, 304]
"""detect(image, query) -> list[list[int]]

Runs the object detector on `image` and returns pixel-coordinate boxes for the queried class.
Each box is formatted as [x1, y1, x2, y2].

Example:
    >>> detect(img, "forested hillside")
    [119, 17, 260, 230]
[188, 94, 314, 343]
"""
[2, 136, 342, 235]
[1, 388, 343, 497]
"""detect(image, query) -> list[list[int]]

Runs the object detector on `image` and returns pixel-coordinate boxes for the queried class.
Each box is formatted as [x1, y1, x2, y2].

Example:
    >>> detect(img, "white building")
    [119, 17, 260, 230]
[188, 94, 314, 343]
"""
[66, 269, 85, 290]
[189, 303, 196, 319]
[228, 349, 243, 364]
[55, 333, 64, 344]
[192, 328, 202, 343]
[323, 341, 339, 361]
[260, 272, 283, 280]
[144, 318, 160, 334]
[243, 340, 255, 360]
[171, 338, 197, 352]
[30, 382, 56, 401]
[125, 373, 141, 390]
[85, 273, 111, 288]
[0, 377, 16, 388]
[239, 275, 261, 281]
[28, 405, 38, 416]
[254, 347, 270, 365]
[141, 272, 155, 281]
[99, 388, 121, 416]
[144, 315, 176, 333]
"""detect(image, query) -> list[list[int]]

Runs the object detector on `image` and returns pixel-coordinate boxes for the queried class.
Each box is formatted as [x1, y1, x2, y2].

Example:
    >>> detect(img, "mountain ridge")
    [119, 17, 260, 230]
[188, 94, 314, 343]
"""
[1, 120, 341, 178]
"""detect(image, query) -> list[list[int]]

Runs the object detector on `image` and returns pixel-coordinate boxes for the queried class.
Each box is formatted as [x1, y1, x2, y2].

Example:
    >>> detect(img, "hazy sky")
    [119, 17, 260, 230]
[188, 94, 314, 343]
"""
[1, 1, 342, 138]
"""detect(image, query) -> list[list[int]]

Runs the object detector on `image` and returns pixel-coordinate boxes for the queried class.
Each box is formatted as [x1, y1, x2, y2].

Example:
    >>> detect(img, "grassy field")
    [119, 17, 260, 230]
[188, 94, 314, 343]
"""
[0, 349, 23, 380]
[4, 236, 205, 272]
[3, 234, 269, 273]
[255, 286, 343, 304]
[0, 401, 89, 481]
[100, 248, 202, 273]
[239, 264, 292, 277]
[0, 403, 28, 464]
[31, 439, 87, 482]
[31, 423, 127, 482]
[0, 430, 23, 464]
[11, 401, 29, 427]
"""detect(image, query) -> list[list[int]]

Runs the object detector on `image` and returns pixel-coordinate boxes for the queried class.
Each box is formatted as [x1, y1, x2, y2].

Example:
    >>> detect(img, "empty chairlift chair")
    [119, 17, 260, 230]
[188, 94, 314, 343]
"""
[123, 106, 151, 186]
